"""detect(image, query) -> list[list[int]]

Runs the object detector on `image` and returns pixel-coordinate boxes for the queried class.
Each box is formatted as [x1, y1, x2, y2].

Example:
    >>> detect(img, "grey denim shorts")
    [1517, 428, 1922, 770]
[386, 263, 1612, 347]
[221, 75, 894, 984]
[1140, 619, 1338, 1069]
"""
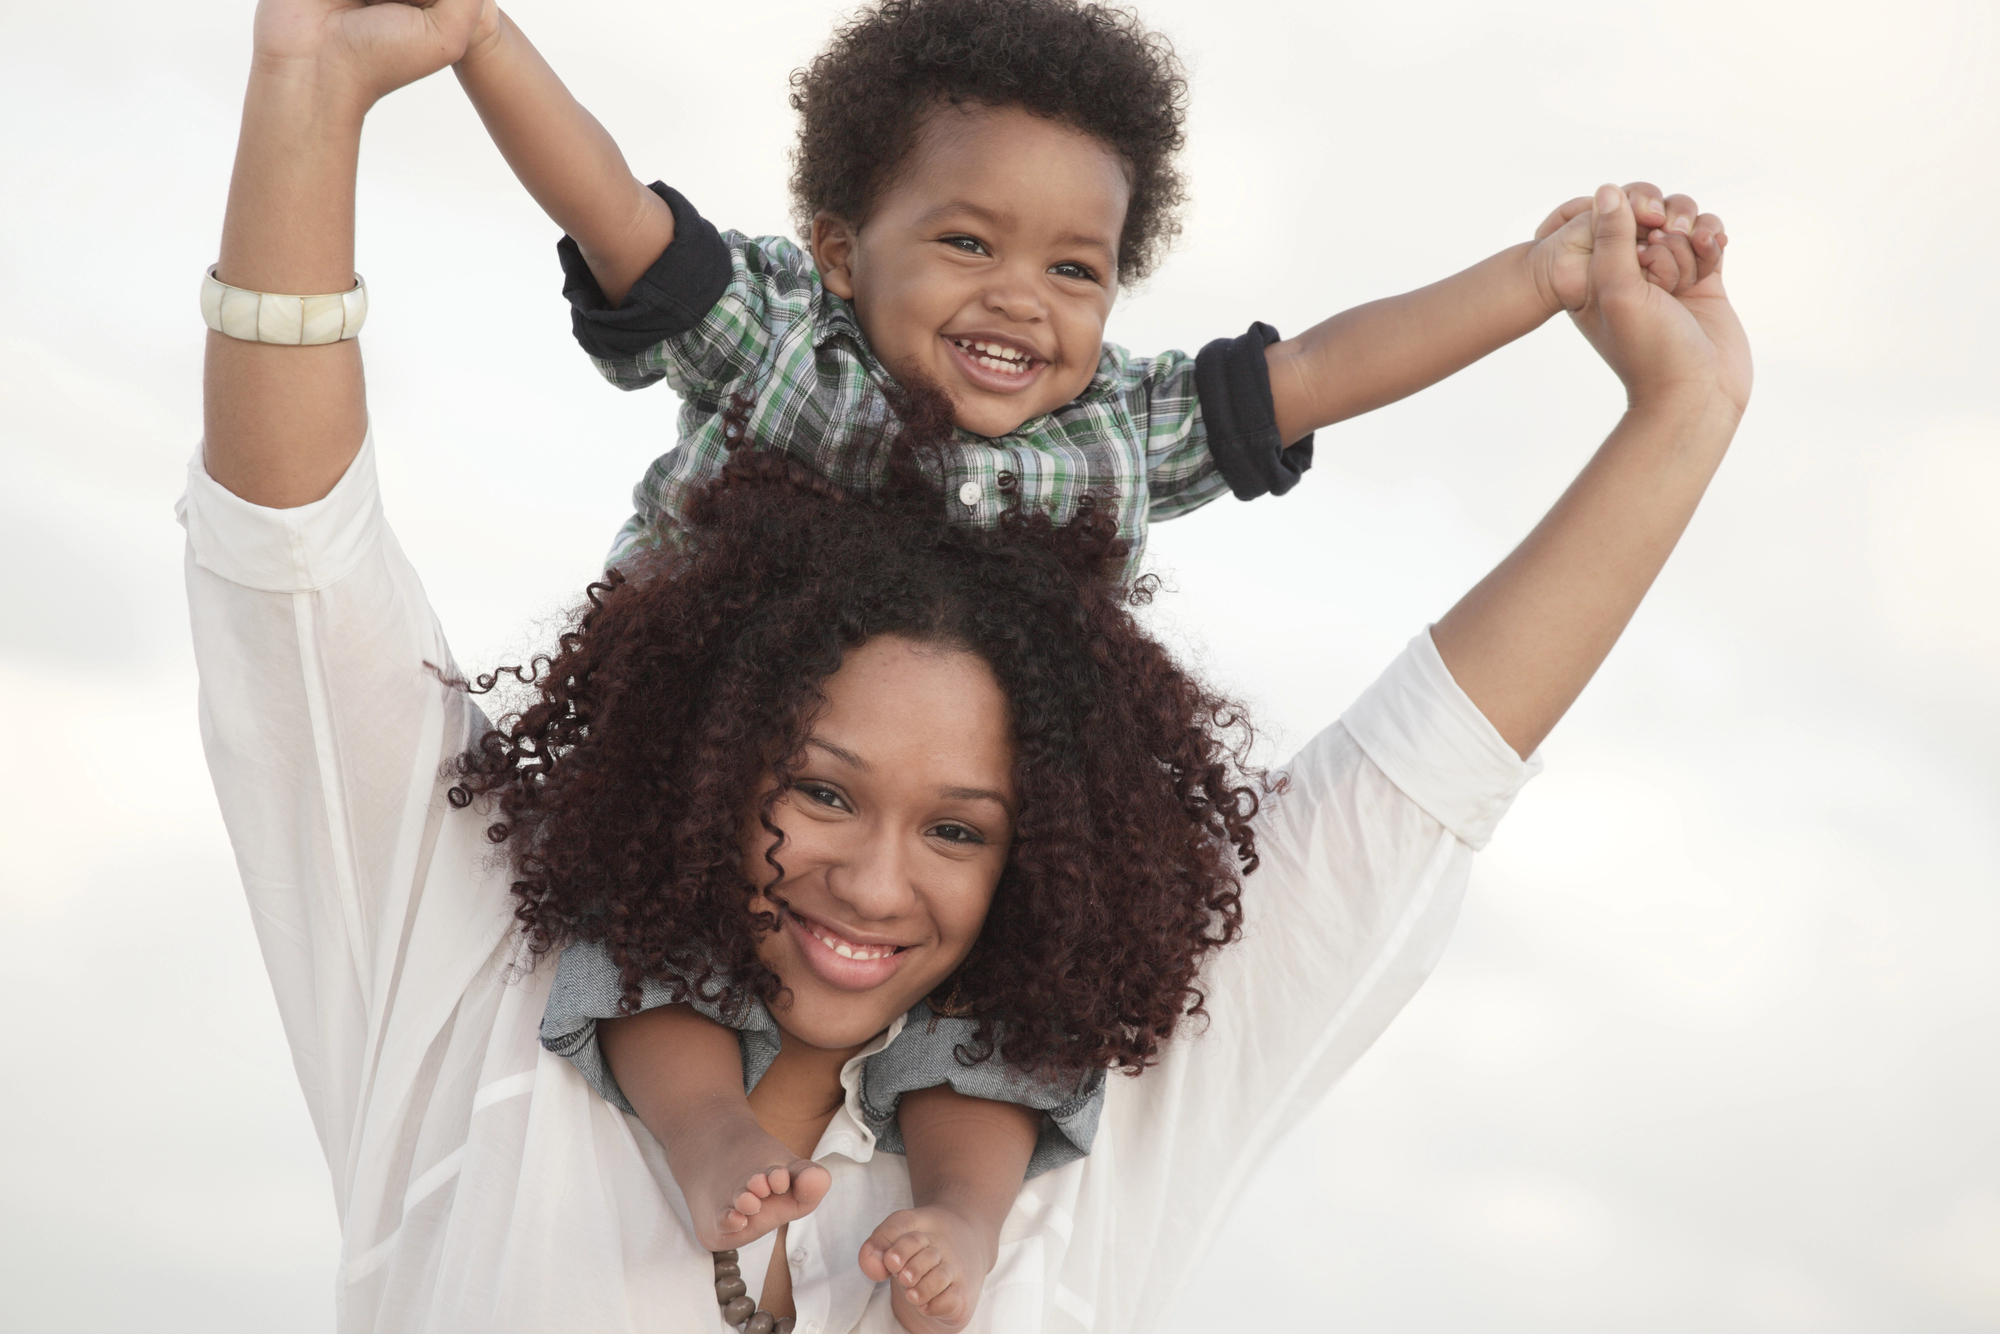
[540, 941, 1105, 1178]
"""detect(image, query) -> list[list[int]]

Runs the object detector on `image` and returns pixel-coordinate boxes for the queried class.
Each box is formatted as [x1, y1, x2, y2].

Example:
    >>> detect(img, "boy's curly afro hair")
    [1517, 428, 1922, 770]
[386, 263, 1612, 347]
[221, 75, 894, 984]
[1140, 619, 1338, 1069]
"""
[789, 0, 1189, 283]
[449, 386, 1263, 1080]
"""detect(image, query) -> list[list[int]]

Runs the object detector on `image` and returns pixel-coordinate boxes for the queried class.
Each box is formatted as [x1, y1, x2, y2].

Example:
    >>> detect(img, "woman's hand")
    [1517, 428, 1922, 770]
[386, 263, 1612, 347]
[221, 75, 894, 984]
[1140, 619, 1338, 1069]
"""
[1530, 183, 1738, 334]
[250, 0, 492, 110]
[1431, 184, 1751, 759]
[1564, 183, 1752, 420]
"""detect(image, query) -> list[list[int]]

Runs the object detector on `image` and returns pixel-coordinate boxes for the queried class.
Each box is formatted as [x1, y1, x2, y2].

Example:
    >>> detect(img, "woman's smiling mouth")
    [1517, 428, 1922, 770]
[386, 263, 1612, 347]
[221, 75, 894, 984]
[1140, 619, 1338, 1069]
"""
[784, 906, 912, 991]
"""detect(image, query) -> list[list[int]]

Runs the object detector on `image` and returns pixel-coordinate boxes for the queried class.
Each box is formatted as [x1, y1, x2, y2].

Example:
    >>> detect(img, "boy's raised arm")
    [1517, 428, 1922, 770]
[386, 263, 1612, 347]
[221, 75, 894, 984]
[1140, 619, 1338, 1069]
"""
[454, 8, 674, 306]
[1263, 184, 1720, 445]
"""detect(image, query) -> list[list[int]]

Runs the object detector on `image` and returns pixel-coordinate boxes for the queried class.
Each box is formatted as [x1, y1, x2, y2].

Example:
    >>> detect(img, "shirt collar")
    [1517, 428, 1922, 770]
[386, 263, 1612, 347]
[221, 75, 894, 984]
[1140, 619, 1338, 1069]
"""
[817, 1010, 908, 1164]
[813, 287, 869, 355]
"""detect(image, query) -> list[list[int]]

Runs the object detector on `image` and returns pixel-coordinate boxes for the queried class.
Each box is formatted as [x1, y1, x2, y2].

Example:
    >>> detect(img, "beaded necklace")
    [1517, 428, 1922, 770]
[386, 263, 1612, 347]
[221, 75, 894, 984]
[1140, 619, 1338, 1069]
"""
[712, 1249, 795, 1333]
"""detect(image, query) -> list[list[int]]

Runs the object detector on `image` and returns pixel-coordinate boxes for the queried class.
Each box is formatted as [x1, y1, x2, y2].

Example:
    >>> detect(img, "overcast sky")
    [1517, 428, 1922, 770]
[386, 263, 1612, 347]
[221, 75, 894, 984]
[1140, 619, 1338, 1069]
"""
[2, 0, 1996, 1330]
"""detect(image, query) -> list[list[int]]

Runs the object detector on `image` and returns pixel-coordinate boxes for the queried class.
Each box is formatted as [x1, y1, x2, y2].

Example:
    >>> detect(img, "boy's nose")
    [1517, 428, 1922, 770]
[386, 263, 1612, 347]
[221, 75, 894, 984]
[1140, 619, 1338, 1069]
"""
[981, 270, 1046, 322]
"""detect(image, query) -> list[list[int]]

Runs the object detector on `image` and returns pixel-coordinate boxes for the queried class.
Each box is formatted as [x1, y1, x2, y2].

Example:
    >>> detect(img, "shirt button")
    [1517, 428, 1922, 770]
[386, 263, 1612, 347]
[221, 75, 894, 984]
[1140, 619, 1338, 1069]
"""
[790, 1247, 808, 1266]
[958, 481, 982, 507]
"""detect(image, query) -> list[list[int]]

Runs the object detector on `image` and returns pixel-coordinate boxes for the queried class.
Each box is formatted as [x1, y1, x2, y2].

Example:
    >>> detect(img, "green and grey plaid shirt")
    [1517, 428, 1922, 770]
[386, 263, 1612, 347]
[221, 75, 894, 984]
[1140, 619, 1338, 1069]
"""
[561, 185, 1314, 581]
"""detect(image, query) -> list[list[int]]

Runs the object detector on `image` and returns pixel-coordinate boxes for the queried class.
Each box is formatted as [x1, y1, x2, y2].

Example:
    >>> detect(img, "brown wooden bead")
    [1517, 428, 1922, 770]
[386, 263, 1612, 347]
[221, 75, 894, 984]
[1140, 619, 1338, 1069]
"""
[721, 1295, 757, 1325]
[773, 1319, 794, 1334]
[713, 1261, 741, 1279]
[715, 1276, 748, 1303]
[745, 1314, 776, 1334]
[713, 1249, 739, 1262]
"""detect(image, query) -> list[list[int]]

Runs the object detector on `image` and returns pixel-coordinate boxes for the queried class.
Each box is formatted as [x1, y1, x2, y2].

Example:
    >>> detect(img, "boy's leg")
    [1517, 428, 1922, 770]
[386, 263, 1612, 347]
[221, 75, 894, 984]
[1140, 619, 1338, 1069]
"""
[858, 1086, 1039, 1334]
[599, 1005, 831, 1251]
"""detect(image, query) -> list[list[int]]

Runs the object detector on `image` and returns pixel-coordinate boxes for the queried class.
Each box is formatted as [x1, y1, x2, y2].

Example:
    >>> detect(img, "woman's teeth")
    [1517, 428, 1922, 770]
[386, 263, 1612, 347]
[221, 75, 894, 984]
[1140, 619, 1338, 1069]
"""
[803, 916, 899, 961]
[953, 339, 1033, 375]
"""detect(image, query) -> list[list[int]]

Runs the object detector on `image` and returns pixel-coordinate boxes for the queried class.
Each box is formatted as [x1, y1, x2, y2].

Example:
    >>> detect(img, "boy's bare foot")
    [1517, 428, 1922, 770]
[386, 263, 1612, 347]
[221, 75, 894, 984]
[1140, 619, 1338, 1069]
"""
[858, 1206, 997, 1334]
[665, 1107, 831, 1252]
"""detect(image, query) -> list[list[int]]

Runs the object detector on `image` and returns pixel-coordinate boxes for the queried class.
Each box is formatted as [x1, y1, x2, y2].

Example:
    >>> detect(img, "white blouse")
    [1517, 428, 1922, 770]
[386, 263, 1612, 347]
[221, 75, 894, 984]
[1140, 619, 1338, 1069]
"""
[178, 435, 1540, 1334]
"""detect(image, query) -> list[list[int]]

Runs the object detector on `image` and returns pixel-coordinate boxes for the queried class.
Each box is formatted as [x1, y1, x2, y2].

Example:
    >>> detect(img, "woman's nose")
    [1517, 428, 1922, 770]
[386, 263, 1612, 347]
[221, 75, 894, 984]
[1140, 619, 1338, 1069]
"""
[824, 830, 916, 920]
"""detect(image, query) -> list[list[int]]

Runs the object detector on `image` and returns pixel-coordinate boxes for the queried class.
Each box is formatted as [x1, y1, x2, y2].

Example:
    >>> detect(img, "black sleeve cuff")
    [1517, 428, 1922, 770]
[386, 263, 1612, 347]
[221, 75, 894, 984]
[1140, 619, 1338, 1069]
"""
[558, 182, 735, 361]
[1194, 321, 1315, 500]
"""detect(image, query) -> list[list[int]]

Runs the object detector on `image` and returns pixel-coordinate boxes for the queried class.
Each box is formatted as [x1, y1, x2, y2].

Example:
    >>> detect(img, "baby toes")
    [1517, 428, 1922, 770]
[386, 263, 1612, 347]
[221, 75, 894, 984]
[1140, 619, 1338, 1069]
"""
[790, 1160, 831, 1213]
[895, 1242, 944, 1293]
[909, 1255, 958, 1309]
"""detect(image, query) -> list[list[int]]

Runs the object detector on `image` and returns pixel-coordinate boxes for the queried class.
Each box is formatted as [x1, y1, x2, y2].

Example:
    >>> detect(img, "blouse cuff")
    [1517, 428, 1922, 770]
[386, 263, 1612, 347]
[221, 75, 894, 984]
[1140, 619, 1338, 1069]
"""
[559, 182, 735, 362]
[1195, 321, 1315, 500]
[176, 435, 384, 593]
[1340, 628, 1543, 850]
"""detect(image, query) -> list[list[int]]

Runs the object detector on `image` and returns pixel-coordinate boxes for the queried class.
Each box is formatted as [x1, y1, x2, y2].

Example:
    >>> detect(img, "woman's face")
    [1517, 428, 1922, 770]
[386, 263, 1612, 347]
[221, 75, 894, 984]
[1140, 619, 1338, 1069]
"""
[743, 634, 1017, 1052]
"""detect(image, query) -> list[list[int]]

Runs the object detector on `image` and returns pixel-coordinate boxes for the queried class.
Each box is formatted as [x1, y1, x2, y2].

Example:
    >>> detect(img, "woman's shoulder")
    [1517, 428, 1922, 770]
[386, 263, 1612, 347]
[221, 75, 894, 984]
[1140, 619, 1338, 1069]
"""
[1262, 629, 1543, 856]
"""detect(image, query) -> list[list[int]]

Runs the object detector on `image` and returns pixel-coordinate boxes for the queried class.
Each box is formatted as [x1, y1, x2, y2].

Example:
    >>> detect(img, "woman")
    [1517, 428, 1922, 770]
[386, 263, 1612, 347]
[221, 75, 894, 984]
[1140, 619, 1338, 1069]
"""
[188, 0, 1749, 1330]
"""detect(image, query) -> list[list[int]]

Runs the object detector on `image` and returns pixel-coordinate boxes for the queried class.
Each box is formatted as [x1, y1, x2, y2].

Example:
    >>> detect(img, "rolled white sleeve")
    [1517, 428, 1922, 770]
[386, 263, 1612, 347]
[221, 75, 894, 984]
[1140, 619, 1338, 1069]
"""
[1339, 628, 1542, 850]
[179, 438, 516, 1211]
[178, 437, 388, 593]
[1092, 628, 1540, 1331]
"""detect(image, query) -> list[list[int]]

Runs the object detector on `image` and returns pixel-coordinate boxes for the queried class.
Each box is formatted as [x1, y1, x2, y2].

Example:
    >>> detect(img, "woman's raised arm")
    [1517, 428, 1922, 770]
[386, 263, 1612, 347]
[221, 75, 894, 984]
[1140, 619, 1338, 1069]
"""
[203, 0, 487, 508]
[1431, 183, 1752, 758]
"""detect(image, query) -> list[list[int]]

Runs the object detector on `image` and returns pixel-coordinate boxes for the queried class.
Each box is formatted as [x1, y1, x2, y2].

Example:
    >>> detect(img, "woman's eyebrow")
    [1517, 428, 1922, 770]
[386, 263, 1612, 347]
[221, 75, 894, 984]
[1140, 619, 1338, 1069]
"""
[941, 785, 1013, 811]
[806, 735, 868, 769]
[804, 736, 1008, 808]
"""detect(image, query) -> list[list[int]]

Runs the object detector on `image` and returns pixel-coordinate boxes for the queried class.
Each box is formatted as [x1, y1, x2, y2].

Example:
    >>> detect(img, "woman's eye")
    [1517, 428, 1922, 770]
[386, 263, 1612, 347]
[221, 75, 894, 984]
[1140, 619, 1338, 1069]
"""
[930, 822, 985, 846]
[1051, 261, 1097, 282]
[796, 783, 848, 810]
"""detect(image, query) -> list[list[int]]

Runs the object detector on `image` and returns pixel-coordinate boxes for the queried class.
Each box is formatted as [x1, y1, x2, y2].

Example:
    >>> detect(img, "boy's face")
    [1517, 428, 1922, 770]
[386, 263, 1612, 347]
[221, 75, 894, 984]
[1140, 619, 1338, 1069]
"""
[812, 103, 1129, 439]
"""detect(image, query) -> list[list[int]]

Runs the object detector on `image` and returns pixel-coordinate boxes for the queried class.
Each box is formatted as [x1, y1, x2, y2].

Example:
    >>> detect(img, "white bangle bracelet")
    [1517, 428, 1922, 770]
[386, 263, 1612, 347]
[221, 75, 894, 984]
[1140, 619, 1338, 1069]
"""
[200, 265, 368, 345]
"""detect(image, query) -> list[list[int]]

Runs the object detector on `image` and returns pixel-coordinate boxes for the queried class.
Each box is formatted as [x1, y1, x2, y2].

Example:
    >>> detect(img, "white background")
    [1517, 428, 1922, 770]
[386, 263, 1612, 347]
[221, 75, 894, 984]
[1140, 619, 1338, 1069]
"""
[2, 0, 1996, 1329]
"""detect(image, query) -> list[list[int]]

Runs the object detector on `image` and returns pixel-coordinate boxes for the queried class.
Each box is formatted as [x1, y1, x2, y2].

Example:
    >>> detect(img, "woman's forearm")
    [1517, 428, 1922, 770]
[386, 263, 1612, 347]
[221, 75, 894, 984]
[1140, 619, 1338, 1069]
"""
[454, 12, 674, 306]
[1265, 242, 1555, 444]
[1430, 390, 1740, 759]
[203, 60, 371, 509]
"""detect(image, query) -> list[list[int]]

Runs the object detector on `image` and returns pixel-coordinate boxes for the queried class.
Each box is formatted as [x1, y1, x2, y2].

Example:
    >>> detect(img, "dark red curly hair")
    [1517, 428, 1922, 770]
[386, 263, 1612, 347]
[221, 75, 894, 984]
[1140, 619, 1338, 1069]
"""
[450, 390, 1261, 1079]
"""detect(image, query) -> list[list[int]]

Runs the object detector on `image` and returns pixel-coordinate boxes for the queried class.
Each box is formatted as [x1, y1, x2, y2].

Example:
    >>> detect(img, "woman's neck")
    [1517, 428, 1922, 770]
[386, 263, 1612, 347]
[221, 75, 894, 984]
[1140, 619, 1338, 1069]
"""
[745, 1028, 868, 1159]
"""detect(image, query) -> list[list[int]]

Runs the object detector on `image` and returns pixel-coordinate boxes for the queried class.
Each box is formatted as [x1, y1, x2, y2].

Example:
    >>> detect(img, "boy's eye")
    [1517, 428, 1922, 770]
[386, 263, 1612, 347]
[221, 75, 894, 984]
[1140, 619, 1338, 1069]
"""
[1050, 261, 1098, 283]
[941, 235, 989, 256]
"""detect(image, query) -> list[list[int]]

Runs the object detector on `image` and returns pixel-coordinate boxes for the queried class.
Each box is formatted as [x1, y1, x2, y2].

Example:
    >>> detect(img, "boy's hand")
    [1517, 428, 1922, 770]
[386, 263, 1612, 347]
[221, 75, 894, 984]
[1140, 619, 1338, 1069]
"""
[1531, 182, 1729, 315]
[1566, 184, 1751, 417]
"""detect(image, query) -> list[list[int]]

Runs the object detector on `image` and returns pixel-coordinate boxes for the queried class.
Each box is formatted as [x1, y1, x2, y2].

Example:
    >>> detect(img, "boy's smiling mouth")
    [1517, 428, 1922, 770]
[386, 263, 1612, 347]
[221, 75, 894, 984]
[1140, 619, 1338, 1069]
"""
[944, 333, 1047, 394]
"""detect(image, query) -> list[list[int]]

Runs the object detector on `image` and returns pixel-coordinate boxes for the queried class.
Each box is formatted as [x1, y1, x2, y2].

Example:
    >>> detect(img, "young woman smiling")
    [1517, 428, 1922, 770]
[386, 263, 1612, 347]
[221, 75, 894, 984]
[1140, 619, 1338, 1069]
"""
[187, 0, 1748, 1329]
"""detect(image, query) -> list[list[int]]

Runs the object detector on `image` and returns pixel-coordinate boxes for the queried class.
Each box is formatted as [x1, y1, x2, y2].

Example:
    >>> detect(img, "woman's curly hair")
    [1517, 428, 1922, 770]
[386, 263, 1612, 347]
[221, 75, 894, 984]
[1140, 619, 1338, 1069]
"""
[450, 388, 1261, 1079]
[789, 0, 1189, 283]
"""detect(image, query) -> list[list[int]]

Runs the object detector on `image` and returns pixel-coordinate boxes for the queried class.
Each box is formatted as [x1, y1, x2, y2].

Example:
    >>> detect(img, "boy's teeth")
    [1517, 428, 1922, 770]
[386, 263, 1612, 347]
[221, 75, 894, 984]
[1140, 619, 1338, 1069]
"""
[955, 338, 1031, 373]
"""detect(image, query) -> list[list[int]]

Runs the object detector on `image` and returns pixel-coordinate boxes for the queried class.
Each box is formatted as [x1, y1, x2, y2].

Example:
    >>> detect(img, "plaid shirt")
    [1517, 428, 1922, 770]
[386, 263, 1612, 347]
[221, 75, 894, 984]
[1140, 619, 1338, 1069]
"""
[563, 186, 1312, 581]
